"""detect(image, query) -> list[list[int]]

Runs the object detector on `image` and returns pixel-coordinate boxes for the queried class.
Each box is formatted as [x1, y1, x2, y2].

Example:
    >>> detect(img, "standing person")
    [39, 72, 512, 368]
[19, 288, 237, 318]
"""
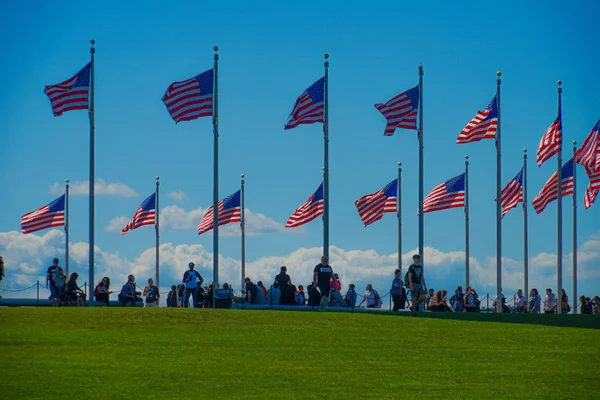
[391, 269, 406, 311]
[167, 285, 178, 307]
[515, 289, 526, 313]
[528, 288, 540, 314]
[274, 266, 291, 292]
[561, 289, 571, 314]
[183, 262, 204, 308]
[544, 288, 557, 314]
[0, 255, 5, 298]
[313, 256, 334, 310]
[143, 278, 160, 307]
[451, 286, 464, 312]
[46, 258, 64, 305]
[408, 254, 426, 316]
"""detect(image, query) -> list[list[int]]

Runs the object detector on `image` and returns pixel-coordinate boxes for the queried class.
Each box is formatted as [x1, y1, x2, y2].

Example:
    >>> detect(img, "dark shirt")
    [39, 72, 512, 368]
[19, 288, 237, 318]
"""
[67, 280, 82, 295]
[246, 282, 258, 304]
[408, 264, 424, 284]
[145, 285, 159, 303]
[307, 287, 321, 306]
[313, 264, 333, 287]
[275, 272, 291, 290]
[280, 286, 297, 305]
[0, 259, 4, 280]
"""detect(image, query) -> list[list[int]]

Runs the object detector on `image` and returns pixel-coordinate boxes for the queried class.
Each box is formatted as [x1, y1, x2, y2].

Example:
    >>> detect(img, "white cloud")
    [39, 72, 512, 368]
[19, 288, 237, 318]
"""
[1, 230, 598, 303]
[167, 190, 189, 201]
[105, 217, 130, 232]
[50, 179, 138, 198]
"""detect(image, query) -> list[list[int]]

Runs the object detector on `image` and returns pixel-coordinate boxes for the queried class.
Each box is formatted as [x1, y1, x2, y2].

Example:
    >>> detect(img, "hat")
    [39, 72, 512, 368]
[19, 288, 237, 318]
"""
[53, 258, 59, 262]
[189, 262, 195, 268]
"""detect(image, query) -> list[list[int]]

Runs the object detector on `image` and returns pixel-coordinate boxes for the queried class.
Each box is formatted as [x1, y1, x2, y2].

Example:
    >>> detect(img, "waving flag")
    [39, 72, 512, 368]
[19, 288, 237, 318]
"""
[198, 190, 241, 235]
[456, 95, 498, 144]
[584, 185, 598, 209]
[21, 195, 65, 234]
[537, 105, 562, 167]
[532, 158, 574, 214]
[121, 193, 156, 235]
[422, 174, 465, 214]
[374, 85, 419, 136]
[284, 77, 324, 130]
[500, 168, 524, 218]
[355, 179, 397, 227]
[574, 119, 600, 171]
[286, 183, 324, 228]
[44, 63, 91, 116]
[162, 69, 213, 123]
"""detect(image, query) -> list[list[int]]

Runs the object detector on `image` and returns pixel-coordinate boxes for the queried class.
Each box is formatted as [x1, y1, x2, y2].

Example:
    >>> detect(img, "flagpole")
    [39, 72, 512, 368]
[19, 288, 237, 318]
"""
[397, 162, 402, 275]
[213, 46, 219, 307]
[557, 80, 563, 314]
[523, 149, 529, 302]
[465, 155, 470, 287]
[241, 174, 246, 294]
[88, 39, 96, 305]
[65, 179, 70, 278]
[572, 140, 577, 313]
[155, 176, 160, 292]
[323, 53, 330, 260]
[418, 65, 424, 263]
[495, 71, 502, 313]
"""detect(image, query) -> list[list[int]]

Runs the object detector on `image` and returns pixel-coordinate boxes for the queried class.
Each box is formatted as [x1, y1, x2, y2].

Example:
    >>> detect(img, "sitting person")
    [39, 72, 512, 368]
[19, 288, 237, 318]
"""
[528, 288, 540, 313]
[330, 273, 341, 292]
[296, 285, 306, 305]
[267, 283, 281, 305]
[425, 288, 435, 310]
[177, 284, 186, 307]
[579, 295, 592, 315]
[143, 278, 160, 307]
[343, 284, 357, 307]
[118, 275, 141, 306]
[329, 287, 345, 307]
[255, 281, 268, 305]
[167, 285, 178, 307]
[66, 273, 85, 306]
[280, 284, 297, 305]
[592, 296, 600, 315]
[94, 277, 112, 306]
[430, 290, 452, 312]
[244, 278, 258, 304]
[307, 284, 321, 307]
[358, 284, 382, 308]
[257, 281, 268, 299]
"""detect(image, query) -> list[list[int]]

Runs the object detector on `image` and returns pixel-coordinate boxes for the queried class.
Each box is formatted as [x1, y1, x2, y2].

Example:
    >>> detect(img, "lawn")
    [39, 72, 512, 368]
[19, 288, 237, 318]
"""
[0, 309, 598, 399]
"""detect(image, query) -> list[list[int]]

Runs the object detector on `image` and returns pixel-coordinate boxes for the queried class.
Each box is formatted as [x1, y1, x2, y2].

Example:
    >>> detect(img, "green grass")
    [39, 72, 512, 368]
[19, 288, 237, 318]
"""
[1, 309, 599, 399]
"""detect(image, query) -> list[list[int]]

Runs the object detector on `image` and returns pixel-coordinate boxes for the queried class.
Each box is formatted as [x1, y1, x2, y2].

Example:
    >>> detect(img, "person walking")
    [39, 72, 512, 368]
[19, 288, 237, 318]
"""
[143, 278, 160, 307]
[391, 269, 406, 311]
[0, 255, 5, 298]
[313, 256, 334, 310]
[183, 262, 204, 308]
[408, 254, 426, 316]
[46, 258, 64, 305]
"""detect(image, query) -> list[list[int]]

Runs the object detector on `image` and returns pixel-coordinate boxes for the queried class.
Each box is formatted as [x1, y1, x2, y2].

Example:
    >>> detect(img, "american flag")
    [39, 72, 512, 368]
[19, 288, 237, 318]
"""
[374, 85, 419, 136]
[422, 173, 465, 214]
[44, 63, 91, 116]
[537, 105, 562, 167]
[162, 69, 213, 123]
[532, 158, 574, 214]
[198, 190, 241, 235]
[500, 168, 524, 218]
[583, 165, 600, 209]
[456, 95, 498, 144]
[121, 193, 156, 235]
[574, 119, 600, 172]
[21, 195, 65, 234]
[355, 179, 397, 227]
[284, 77, 324, 130]
[286, 183, 324, 228]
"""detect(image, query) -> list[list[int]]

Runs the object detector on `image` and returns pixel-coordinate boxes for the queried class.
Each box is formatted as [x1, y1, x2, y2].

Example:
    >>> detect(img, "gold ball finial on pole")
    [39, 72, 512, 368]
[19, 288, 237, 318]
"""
[90, 39, 95, 46]
[324, 53, 329, 59]
[557, 80, 562, 86]
[523, 148, 527, 153]
[66, 179, 69, 183]
[214, 46, 219, 52]
[156, 176, 160, 181]
[398, 162, 402, 167]
[496, 71, 502, 77]
[572, 140, 576, 146]
[465, 155, 469, 160]
[241, 174, 245, 179]
[418, 65, 423, 71]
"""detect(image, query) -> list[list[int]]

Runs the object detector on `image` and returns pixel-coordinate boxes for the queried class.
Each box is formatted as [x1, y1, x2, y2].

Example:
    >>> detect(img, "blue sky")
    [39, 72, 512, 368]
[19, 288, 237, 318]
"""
[1, 0, 599, 300]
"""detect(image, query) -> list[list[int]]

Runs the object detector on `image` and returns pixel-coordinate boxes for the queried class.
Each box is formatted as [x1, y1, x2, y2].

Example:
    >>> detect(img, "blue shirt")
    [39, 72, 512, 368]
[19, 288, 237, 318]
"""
[183, 270, 203, 289]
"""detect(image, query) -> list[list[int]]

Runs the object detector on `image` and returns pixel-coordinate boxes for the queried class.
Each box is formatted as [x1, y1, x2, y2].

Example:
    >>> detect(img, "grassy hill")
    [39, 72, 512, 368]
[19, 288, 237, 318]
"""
[1, 309, 598, 399]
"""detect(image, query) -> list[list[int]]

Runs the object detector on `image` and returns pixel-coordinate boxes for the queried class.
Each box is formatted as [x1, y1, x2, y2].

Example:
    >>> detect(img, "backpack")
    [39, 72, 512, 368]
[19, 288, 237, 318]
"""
[403, 266, 413, 288]
[94, 283, 102, 299]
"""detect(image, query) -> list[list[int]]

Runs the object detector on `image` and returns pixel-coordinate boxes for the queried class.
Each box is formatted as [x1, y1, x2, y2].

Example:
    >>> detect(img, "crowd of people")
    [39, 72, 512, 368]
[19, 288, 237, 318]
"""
[0, 254, 599, 316]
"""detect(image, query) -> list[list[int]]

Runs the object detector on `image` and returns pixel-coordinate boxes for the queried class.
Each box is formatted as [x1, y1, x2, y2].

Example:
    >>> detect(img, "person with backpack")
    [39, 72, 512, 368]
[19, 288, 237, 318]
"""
[143, 278, 160, 307]
[183, 262, 204, 308]
[358, 284, 382, 308]
[391, 269, 407, 311]
[406, 254, 426, 316]
[46, 258, 64, 306]
[94, 277, 111, 306]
